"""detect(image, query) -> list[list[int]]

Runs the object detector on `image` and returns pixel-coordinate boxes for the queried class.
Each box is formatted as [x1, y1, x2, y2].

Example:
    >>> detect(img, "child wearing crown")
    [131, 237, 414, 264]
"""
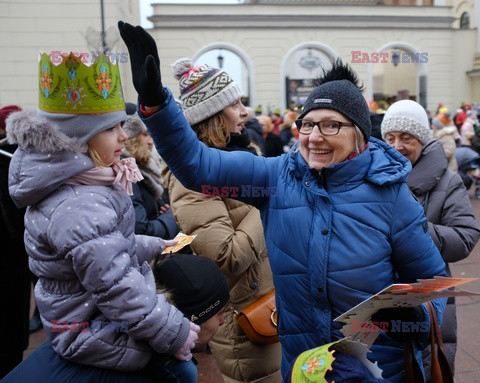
[5, 52, 199, 382]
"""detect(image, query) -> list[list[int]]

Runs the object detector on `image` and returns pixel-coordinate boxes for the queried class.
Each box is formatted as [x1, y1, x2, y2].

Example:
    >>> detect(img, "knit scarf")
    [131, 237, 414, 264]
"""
[223, 129, 258, 155]
[140, 150, 165, 200]
[65, 157, 144, 195]
[345, 143, 369, 161]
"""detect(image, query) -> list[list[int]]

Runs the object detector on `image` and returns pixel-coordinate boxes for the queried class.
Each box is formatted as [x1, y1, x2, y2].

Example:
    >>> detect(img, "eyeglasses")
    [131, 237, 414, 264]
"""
[295, 119, 354, 135]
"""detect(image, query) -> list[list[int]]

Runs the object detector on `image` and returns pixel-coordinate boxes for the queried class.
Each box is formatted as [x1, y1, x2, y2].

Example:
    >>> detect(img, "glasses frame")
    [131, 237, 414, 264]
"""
[295, 119, 354, 136]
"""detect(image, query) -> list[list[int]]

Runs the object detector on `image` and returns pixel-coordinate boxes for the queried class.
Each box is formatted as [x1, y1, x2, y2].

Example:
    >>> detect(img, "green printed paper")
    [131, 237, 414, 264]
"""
[291, 341, 336, 382]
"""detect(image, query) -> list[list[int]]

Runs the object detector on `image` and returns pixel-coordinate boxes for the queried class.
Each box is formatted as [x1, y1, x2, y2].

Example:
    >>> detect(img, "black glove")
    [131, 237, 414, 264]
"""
[370, 306, 426, 342]
[117, 21, 168, 107]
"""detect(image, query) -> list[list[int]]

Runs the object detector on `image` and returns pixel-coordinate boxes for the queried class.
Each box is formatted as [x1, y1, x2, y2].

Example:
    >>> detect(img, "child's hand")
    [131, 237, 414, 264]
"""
[152, 239, 178, 267]
[174, 322, 200, 361]
[117, 21, 167, 107]
[163, 239, 178, 251]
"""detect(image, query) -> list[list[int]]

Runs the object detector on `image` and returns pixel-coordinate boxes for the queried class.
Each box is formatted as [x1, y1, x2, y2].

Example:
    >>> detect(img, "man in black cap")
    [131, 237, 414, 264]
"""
[154, 253, 230, 353]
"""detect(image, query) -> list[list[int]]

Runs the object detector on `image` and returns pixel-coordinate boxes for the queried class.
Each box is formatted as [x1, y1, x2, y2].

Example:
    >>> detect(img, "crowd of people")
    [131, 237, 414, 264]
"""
[0, 19, 479, 383]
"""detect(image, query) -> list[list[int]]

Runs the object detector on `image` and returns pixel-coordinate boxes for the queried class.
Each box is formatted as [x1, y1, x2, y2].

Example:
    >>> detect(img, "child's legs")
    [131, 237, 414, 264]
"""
[1, 341, 157, 383]
[143, 354, 197, 383]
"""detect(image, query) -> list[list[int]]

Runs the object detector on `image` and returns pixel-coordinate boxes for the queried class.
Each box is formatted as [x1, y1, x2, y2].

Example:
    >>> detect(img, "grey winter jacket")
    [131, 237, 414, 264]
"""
[408, 139, 480, 379]
[6, 111, 190, 371]
[408, 140, 479, 265]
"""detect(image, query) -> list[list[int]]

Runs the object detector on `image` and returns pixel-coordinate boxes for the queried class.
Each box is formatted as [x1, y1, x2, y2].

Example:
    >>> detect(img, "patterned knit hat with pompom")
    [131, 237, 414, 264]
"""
[171, 58, 244, 125]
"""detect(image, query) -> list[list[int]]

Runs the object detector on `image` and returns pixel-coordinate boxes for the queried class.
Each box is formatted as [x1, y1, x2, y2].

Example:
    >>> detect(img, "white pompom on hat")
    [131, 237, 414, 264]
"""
[171, 57, 244, 126]
[381, 100, 432, 145]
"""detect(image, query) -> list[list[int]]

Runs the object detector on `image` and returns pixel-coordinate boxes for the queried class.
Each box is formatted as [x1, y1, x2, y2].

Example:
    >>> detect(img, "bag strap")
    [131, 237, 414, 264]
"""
[404, 302, 454, 383]
[426, 302, 454, 383]
[404, 340, 425, 383]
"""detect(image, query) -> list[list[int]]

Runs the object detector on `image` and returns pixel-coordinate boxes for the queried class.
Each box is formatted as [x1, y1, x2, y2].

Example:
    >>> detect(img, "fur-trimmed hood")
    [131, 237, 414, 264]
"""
[434, 125, 458, 139]
[6, 110, 95, 208]
[6, 110, 86, 153]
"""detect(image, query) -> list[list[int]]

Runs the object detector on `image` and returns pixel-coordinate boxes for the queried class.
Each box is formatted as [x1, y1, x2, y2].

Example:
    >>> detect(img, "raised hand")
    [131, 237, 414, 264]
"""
[118, 21, 167, 107]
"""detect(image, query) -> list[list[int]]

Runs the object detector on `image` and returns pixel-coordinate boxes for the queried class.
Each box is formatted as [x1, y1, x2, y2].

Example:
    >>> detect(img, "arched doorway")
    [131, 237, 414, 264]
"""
[281, 43, 337, 112]
[367, 42, 428, 110]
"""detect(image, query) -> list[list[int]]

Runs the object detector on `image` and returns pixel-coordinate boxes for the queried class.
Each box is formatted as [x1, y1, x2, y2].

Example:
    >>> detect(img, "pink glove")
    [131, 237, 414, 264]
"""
[174, 322, 200, 361]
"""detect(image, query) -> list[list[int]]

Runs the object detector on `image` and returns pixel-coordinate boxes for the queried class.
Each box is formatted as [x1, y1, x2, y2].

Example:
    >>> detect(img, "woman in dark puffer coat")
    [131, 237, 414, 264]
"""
[382, 100, 480, 381]
[122, 114, 179, 240]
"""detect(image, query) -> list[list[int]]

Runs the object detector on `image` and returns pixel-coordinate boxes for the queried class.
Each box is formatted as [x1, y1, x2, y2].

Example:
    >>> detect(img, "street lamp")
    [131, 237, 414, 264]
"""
[391, 50, 401, 67]
[100, 0, 107, 52]
[217, 49, 224, 69]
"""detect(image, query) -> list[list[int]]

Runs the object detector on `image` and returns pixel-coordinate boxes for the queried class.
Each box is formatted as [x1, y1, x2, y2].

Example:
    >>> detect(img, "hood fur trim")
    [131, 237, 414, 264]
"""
[6, 110, 85, 153]
[435, 126, 457, 138]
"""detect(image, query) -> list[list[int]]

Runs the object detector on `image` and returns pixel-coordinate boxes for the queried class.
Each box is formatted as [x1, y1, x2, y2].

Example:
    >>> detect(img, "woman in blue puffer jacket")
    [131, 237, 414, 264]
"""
[118, 22, 447, 382]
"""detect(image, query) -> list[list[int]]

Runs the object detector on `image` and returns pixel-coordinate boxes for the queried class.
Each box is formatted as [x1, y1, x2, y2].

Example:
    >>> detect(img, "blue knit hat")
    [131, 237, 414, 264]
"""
[36, 110, 126, 145]
[298, 60, 372, 141]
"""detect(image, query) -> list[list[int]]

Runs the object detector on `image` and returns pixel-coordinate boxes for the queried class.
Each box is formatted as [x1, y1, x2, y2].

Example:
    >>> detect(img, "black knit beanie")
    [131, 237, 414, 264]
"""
[298, 59, 372, 141]
[154, 254, 230, 325]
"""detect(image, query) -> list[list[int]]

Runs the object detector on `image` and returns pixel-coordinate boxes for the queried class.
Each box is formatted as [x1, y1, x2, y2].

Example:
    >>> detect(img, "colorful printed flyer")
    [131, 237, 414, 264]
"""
[334, 276, 480, 347]
[286, 277, 480, 381]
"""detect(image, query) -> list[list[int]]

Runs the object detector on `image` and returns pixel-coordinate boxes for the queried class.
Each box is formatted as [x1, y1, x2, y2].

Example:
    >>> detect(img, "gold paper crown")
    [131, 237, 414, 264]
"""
[38, 52, 125, 114]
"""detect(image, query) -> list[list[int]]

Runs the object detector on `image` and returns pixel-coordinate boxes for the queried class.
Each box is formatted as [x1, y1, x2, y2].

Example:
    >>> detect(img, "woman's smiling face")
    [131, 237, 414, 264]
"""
[384, 131, 423, 165]
[299, 109, 356, 170]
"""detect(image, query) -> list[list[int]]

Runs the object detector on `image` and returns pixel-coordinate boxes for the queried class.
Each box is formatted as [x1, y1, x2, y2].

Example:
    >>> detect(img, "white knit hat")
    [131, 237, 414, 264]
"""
[171, 58, 244, 126]
[381, 100, 432, 145]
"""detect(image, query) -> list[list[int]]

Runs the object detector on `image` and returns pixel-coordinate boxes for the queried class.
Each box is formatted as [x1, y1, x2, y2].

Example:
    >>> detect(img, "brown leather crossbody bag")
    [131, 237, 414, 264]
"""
[233, 290, 279, 345]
